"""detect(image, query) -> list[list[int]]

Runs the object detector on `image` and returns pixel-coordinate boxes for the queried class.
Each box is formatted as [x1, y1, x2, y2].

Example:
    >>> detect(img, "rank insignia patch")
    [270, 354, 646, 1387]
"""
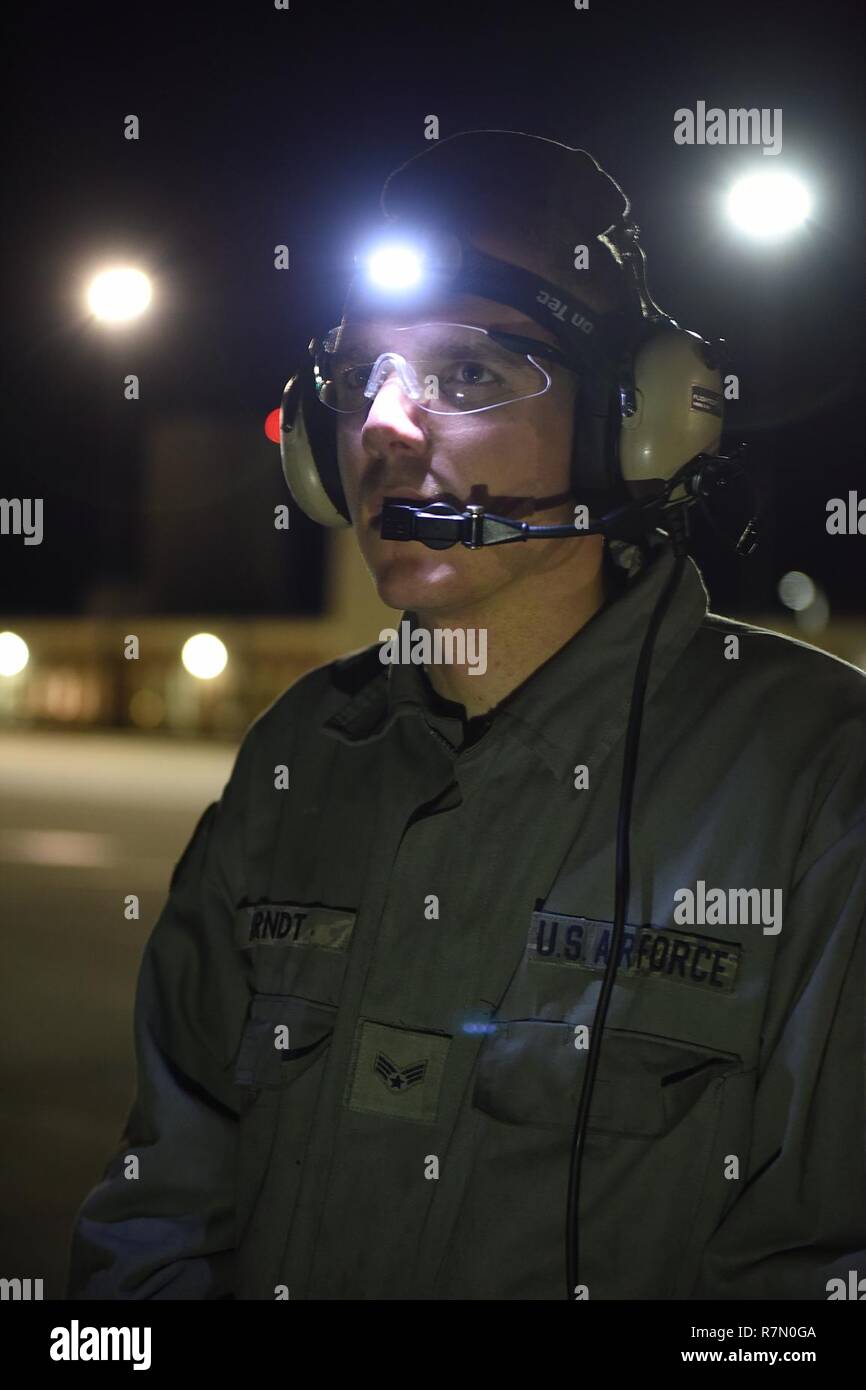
[374, 1052, 427, 1093]
[345, 1019, 450, 1124]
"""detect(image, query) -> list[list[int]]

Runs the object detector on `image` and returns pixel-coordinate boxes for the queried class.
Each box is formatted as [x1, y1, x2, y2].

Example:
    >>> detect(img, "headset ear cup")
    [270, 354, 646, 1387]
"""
[619, 328, 724, 490]
[279, 369, 352, 527]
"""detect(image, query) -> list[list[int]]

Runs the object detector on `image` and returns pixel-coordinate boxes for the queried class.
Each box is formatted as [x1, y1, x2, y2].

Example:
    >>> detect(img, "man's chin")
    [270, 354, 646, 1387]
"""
[371, 551, 480, 615]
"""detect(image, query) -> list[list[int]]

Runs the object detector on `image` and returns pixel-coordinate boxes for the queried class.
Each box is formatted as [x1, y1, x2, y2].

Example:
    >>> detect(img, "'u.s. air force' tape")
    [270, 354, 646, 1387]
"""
[527, 911, 741, 993]
[234, 902, 356, 952]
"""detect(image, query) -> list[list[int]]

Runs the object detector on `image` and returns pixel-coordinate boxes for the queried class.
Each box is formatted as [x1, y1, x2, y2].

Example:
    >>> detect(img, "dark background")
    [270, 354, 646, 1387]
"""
[2, 0, 864, 618]
[0, 0, 863, 1304]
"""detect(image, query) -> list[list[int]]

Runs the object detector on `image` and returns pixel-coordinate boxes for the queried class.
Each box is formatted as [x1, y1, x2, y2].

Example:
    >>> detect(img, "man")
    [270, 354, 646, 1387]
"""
[67, 130, 866, 1301]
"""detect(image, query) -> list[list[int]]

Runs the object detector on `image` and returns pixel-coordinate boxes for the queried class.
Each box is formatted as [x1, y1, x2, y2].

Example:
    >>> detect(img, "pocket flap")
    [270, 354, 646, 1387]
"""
[472, 1021, 742, 1136]
[234, 993, 337, 1090]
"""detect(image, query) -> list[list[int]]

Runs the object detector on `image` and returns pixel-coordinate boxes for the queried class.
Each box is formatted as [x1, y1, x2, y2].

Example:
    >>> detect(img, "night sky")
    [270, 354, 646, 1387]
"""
[3, 0, 864, 617]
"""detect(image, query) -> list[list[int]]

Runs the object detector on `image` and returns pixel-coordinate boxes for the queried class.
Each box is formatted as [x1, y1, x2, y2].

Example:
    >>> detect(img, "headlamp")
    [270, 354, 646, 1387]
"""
[364, 244, 425, 290]
[345, 225, 630, 376]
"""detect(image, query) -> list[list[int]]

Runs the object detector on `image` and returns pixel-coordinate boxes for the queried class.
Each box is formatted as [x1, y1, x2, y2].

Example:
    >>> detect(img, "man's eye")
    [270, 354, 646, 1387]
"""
[448, 361, 498, 386]
[341, 366, 372, 391]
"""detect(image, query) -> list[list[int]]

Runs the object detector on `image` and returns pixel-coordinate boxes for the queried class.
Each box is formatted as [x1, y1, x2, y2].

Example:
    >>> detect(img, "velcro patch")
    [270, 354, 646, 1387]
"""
[234, 902, 356, 951]
[528, 911, 741, 994]
[344, 1019, 450, 1124]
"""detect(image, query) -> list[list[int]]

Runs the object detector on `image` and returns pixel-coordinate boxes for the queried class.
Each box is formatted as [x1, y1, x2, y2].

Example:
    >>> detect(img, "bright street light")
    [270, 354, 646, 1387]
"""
[727, 172, 811, 239]
[181, 633, 228, 681]
[86, 266, 153, 323]
[0, 631, 30, 677]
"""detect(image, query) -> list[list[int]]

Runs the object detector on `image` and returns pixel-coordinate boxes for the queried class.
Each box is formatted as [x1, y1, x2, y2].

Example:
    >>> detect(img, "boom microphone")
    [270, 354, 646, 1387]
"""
[379, 450, 758, 554]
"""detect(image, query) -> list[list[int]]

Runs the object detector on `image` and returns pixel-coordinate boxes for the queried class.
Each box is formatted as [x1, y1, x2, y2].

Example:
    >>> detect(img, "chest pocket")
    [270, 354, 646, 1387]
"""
[234, 992, 338, 1091]
[471, 1020, 743, 1136]
[232, 900, 356, 1093]
[474, 912, 753, 1138]
[467, 1015, 755, 1297]
[230, 900, 357, 1262]
[233, 899, 356, 1005]
[232, 988, 341, 1259]
[232, 948, 345, 1264]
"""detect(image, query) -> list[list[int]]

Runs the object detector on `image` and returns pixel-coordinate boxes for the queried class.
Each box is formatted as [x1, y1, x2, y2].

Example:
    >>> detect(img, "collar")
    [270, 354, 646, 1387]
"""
[320, 534, 709, 783]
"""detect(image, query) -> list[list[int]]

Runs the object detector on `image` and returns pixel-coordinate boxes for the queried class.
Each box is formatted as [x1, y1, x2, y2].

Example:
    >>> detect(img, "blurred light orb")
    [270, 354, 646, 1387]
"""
[777, 570, 816, 612]
[87, 267, 152, 323]
[367, 244, 422, 290]
[0, 631, 29, 677]
[129, 688, 166, 728]
[264, 407, 281, 443]
[727, 173, 811, 238]
[795, 591, 830, 637]
[182, 633, 228, 680]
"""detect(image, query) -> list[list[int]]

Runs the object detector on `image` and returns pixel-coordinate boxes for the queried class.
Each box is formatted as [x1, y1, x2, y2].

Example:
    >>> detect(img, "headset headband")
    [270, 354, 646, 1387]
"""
[342, 224, 650, 376]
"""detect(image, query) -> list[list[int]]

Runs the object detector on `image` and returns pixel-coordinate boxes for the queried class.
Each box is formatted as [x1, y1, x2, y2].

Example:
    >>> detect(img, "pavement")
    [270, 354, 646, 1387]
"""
[0, 728, 238, 1300]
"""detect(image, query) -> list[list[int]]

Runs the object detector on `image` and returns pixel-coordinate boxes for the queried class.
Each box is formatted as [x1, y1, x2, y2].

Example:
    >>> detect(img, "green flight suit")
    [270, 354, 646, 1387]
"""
[67, 539, 866, 1300]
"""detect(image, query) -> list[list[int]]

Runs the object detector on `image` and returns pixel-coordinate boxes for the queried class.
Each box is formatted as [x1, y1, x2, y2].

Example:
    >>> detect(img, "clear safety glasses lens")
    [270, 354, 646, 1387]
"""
[315, 322, 552, 415]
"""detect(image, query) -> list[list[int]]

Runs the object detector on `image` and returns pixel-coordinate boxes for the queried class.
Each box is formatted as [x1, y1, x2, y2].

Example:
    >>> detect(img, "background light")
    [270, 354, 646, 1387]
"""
[0, 631, 29, 677]
[366, 244, 422, 290]
[727, 172, 811, 239]
[778, 570, 816, 611]
[795, 589, 830, 636]
[128, 689, 166, 729]
[181, 633, 228, 680]
[87, 266, 152, 323]
[264, 407, 281, 443]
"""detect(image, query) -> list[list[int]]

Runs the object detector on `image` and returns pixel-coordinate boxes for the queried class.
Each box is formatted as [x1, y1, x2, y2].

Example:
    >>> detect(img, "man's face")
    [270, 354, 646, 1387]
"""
[334, 245, 595, 615]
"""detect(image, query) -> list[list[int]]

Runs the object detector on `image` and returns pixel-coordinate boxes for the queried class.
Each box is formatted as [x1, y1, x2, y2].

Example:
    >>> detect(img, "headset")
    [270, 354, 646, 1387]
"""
[279, 216, 733, 542]
[276, 194, 758, 1301]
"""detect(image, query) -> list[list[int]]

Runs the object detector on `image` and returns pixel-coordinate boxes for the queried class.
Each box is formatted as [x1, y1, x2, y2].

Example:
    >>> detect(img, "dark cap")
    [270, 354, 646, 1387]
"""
[380, 128, 630, 238]
[378, 128, 634, 312]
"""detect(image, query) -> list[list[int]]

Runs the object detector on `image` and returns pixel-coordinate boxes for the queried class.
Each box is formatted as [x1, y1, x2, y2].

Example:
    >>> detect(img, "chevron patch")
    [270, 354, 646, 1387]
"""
[374, 1051, 427, 1093]
[345, 1019, 450, 1124]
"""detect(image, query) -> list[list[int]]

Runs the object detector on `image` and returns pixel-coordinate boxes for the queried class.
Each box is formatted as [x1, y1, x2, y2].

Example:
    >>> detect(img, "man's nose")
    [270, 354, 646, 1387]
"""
[361, 373, 430, 454]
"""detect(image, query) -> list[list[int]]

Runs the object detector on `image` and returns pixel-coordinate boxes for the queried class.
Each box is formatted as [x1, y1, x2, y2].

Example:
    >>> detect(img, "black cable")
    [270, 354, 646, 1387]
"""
[564, 510, 689, 1300]
[694, 453, 760, 556]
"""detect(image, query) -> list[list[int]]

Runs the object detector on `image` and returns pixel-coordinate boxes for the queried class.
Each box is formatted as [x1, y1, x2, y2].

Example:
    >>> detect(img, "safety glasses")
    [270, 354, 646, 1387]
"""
[311, 321, 576, 415]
